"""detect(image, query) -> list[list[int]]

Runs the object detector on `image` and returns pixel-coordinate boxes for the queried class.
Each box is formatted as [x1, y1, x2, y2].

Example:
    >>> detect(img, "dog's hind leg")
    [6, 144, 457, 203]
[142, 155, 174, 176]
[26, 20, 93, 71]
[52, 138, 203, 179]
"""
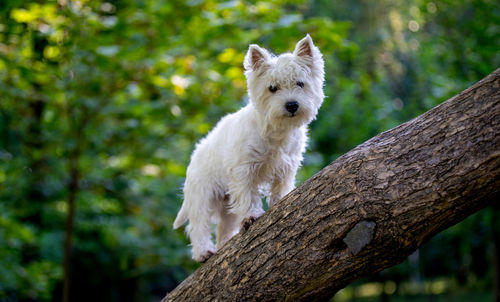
[187, 213, 215, 263]
[184, 183, 216, 263]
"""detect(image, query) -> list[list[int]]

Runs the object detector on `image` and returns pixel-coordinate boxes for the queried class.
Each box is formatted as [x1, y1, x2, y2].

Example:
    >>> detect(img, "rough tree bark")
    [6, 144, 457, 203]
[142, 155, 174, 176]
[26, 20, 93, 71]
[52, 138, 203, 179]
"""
[164, 68, 500, 301]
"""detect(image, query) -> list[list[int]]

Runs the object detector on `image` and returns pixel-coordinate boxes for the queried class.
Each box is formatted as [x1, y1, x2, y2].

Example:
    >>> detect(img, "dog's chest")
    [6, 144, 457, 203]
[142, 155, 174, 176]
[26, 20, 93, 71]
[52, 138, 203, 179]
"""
[248, 140, 295, 181]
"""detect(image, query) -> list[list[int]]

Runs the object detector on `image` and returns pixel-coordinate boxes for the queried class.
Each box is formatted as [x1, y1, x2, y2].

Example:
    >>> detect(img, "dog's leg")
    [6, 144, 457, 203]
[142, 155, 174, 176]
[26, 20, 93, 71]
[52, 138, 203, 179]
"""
[231, 189, 264, 230]
[188, 215, 216, 263]
[228, 172, 264, 230]
[184, 183, 216, 263]
[216, 195, 239, 249]
[269, 168, 296, 208]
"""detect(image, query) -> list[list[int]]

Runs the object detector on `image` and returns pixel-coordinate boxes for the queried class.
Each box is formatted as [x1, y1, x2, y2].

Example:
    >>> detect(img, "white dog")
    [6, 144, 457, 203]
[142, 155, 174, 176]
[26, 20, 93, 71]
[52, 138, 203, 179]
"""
[173, 35, 325, 262]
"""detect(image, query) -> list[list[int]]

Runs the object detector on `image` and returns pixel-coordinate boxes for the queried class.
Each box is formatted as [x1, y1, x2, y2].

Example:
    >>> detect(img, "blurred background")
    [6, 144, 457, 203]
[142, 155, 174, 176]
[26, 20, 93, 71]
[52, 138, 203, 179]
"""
[0, 0, 499, 301]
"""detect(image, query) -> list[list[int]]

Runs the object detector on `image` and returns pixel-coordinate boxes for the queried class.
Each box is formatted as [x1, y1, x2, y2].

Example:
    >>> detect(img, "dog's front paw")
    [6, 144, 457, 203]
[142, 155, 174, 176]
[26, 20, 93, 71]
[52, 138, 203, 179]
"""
[242, 216, 258, 231]
[194, 249, 215, 263]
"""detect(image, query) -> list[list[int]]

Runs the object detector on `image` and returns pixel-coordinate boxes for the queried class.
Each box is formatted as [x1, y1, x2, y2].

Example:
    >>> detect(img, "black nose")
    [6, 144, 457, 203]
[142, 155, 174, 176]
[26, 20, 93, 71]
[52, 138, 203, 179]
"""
[285, 101, 299, 114]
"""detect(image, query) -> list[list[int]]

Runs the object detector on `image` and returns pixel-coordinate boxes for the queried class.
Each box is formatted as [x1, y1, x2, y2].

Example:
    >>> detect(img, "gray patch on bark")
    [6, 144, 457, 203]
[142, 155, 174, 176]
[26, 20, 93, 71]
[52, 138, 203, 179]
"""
[343, 220, 376, 255]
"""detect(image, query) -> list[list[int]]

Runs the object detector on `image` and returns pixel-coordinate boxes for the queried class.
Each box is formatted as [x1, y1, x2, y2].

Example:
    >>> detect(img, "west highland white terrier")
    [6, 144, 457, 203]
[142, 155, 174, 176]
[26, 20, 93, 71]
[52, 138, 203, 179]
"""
[173, 35, 325, 262]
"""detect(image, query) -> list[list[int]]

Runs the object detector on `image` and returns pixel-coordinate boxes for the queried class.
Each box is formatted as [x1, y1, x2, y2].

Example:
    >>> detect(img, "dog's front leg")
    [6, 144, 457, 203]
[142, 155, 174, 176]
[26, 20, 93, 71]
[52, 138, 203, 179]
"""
[227, 168, 264, 230]
[269, 169, 296, 208]
[230, 187, 264, 230]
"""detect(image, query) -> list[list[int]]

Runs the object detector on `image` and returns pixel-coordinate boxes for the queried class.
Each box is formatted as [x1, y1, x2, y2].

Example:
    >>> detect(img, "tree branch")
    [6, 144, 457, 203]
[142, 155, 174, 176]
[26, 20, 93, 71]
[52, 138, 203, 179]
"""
[164, 67, 500, 301]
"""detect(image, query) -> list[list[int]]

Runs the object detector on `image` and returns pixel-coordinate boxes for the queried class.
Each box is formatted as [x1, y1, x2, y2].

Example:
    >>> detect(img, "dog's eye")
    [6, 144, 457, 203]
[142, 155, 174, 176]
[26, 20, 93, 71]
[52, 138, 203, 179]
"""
[268, 85, 279, 93]
[297, 81, 304, 88]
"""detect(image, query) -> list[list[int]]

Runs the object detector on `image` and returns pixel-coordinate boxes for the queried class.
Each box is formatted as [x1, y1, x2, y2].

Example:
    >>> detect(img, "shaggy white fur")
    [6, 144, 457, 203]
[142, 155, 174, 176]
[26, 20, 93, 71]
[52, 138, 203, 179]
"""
[173, 35, 325, 262]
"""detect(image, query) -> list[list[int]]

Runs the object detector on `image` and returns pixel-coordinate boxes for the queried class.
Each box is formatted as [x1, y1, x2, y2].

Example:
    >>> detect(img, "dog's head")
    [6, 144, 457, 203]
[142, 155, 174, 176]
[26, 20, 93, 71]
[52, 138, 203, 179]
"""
[243, 35, 325, 131]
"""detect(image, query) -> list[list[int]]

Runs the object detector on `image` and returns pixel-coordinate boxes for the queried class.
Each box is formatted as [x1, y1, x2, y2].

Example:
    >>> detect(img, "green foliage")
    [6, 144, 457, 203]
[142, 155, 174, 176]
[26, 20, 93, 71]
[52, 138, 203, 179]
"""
[0, 0, 498, 301]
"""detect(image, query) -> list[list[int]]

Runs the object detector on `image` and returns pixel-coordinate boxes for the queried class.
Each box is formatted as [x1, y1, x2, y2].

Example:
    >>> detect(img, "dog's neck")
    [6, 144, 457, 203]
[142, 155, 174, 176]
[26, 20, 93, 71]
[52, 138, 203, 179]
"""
[248, 104, 303, 148]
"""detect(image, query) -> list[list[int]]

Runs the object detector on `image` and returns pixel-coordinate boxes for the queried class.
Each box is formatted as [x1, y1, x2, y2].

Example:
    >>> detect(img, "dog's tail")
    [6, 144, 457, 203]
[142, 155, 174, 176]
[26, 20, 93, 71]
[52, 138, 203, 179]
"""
[173, 203, 188, 229]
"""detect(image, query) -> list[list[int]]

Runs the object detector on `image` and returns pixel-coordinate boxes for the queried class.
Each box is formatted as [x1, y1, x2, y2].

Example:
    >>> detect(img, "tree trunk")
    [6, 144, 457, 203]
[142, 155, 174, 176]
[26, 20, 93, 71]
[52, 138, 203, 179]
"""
[164, 68, 500, 301]
[62, 103, 87, 302]
[62, 158, 79, 302]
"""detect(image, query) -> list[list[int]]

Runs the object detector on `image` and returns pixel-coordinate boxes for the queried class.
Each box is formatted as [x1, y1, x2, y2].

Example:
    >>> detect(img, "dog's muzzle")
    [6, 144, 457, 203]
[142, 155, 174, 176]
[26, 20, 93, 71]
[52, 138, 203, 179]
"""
[285, 101, 299, 114]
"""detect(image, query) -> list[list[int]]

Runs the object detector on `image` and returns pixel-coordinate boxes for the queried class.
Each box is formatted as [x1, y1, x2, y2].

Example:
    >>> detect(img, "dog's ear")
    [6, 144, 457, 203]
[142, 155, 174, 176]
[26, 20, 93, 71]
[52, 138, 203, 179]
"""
[293, 34, 324, 72]
[244, 44, 269, 71]
[294, 34, 315, 58]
